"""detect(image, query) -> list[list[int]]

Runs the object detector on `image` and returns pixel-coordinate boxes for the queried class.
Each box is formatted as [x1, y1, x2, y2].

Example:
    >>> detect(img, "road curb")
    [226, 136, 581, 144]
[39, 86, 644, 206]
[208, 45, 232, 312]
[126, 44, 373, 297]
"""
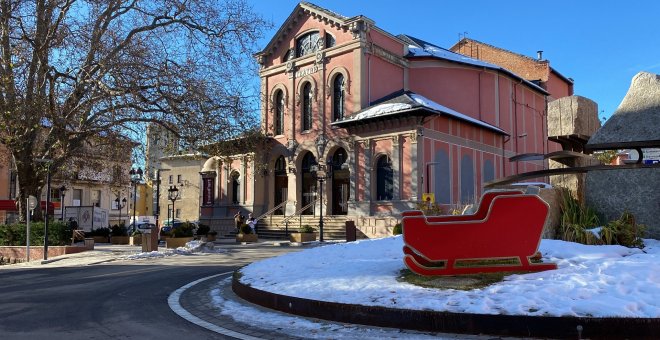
[168, 272, 263, 340]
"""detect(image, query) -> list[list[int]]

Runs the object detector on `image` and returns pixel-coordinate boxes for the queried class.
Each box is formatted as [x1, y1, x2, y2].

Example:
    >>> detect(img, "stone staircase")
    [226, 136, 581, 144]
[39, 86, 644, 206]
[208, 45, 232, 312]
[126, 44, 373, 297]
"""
[224, 215, 353, 241]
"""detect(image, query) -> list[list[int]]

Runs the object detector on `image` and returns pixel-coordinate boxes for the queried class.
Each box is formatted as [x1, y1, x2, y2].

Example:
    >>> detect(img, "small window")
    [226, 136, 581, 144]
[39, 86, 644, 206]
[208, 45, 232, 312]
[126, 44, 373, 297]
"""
[168, 175, 173, 184]
[325, 34, 336, 48]
[175, 209, 181, 219]
[177, 174, 182, 184]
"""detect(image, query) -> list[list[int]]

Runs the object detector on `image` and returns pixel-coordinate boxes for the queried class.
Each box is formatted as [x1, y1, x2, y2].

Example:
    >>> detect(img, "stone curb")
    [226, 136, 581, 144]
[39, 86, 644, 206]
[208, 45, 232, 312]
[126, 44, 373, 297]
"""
[232, 272, 660, 339]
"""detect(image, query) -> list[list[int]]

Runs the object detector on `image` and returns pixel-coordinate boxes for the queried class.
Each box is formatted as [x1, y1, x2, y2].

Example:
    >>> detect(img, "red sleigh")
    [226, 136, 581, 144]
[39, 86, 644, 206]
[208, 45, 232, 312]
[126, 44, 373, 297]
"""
[402, 190, 557, 276]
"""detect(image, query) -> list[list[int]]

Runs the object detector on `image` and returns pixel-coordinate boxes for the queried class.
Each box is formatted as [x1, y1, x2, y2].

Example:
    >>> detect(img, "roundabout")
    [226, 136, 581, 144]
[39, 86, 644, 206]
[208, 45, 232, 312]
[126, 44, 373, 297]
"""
[229, 237, 660, 339]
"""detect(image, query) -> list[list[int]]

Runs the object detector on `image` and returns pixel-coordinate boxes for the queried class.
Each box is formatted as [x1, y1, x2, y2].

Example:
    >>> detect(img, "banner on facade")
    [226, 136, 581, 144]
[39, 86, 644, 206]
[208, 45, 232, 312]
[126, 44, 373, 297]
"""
[202, 177, 215, 206]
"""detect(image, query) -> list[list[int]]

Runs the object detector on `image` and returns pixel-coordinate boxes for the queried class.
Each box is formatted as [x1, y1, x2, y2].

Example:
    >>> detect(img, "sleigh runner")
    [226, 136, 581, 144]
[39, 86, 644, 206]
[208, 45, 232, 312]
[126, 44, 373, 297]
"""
[402, 191, 557, 276]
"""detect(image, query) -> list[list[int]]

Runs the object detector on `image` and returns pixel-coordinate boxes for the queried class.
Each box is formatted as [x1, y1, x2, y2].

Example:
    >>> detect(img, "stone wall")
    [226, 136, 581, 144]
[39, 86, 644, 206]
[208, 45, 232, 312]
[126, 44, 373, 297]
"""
[586, 168, 660, 239]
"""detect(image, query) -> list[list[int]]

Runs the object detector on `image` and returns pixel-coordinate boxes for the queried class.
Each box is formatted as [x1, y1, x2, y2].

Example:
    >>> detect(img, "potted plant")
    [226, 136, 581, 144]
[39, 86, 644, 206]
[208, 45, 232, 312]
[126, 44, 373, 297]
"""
[207, 230, 218, 242]
[236, 224, 258, 243]
[130, 230, 142, 246]
[110, 224, 129, 244]
[290, 224, 317, 243]
[166, 221, 195, 248]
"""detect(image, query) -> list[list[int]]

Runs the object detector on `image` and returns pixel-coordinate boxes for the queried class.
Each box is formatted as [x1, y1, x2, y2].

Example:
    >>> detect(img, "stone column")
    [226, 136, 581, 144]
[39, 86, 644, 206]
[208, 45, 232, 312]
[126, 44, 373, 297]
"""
[410, 130, 420, 201]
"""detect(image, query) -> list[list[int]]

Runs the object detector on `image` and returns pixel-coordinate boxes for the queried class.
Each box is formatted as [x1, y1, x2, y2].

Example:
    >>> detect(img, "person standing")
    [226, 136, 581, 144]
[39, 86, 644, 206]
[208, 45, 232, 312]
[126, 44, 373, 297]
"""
[234, 212, 244, 231]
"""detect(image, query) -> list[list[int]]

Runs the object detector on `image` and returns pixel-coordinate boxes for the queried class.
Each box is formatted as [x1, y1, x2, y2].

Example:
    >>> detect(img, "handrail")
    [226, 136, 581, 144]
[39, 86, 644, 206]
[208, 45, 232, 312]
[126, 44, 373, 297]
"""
[281, 197, 318, 226]
[255, 200, 289, 221]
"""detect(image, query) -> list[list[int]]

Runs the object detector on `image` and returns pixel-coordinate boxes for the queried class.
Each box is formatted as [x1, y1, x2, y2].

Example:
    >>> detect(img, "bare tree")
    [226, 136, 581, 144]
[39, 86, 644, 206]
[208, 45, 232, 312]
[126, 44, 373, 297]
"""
[0, 0, 269, 221]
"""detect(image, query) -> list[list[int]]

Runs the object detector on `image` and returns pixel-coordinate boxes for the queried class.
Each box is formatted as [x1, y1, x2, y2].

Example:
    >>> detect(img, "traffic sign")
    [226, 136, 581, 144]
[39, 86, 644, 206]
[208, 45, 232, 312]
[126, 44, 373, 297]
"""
[28, 195, 38, 211]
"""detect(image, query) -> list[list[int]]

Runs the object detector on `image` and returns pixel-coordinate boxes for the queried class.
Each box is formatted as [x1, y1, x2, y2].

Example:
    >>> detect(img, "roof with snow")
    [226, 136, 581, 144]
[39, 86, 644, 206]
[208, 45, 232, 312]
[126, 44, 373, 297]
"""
[399, 35, 549, 95]
[331, 90, 507, 135]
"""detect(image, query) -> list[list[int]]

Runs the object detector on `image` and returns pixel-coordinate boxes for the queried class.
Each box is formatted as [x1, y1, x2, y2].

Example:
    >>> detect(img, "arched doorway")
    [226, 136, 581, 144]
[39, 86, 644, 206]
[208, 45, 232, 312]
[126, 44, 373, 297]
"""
[330, 148, 349, 215]
[230, 171, 240, 204]
[301, 152, 317, 215]
[274, 156, 287, 215]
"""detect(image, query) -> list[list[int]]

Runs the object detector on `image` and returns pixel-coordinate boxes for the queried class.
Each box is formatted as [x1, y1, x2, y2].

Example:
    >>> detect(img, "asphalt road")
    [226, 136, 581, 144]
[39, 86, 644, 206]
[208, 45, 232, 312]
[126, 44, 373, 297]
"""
[0, 243, 303, 339]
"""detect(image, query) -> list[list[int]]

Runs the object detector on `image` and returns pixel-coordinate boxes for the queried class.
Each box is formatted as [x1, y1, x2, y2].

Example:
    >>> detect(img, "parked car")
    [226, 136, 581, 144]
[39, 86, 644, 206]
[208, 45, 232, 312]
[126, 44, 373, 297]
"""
[136, 222, 156, 231]
[161, 219, 182, 233]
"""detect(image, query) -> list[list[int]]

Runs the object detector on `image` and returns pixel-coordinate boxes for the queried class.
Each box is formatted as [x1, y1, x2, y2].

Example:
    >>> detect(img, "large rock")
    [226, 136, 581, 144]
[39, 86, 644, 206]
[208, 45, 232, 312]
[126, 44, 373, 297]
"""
[588, 72, 660, 147]
[547, 96, 600, 137]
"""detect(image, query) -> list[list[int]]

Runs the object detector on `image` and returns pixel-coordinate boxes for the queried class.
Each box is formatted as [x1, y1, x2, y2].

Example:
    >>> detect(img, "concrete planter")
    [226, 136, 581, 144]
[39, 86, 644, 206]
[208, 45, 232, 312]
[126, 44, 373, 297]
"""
[290, 232, 317, 243]
[111, 236, 130, 245]
[166, 237, 193, 249]
[92, 236, 109, 243]
[236, 233, 258, 243]
[129, 236, 142, 246]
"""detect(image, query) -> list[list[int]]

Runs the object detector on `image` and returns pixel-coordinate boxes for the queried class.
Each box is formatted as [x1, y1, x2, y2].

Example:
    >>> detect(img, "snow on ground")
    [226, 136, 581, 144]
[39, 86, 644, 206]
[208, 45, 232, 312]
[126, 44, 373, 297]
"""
[122, 240, 226, 260]
[235, 236, 659, 318]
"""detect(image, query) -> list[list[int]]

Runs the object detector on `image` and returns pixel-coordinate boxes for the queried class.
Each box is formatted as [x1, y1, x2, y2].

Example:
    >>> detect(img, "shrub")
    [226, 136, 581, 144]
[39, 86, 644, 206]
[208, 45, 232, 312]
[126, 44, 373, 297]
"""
[414, 201, 446, 216]
[558, 189, 601, 244]
[111, 224, 128, 237]
[196, 223, 210, 236]
[392, 223, 402, 235]
[173, 221, 195, 237]
[239, 224, 253, 234]
[605, 211, 646, 248]
[90, 227, 110, 237]
[0, 221, 71, 246]
[299, 224, 315, 233]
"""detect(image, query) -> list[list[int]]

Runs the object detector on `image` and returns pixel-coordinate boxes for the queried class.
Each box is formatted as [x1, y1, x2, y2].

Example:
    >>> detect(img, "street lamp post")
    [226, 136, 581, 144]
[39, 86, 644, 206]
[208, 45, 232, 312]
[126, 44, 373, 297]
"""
[59, 185, 67, 221]
[115, 197, 127, 227]
[167, 185, 179, 224]
[35, 158, 53, 260]
[310, 161, 331, 242]
[129, 168, 143, 233]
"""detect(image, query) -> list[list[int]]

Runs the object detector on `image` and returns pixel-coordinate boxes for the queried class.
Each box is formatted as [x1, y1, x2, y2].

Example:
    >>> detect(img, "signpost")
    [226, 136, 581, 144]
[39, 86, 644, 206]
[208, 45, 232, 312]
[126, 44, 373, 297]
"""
[26, 195, 38, 262]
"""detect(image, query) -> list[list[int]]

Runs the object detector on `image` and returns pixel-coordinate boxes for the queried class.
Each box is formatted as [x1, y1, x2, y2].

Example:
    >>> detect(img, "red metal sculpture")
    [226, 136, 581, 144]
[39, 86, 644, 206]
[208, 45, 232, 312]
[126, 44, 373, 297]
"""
[402, 191, 557, 276]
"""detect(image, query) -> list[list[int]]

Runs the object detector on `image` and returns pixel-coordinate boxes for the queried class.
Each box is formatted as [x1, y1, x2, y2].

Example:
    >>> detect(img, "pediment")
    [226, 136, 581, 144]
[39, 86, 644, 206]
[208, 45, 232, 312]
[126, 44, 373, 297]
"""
[256, 2, 360, 62]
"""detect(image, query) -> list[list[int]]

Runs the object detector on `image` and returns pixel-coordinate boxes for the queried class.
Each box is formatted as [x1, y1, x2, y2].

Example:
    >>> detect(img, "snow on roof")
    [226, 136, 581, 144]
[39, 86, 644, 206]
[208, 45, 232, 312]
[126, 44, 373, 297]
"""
[401, 35, 548, 95]
[335, 91, 507, 135]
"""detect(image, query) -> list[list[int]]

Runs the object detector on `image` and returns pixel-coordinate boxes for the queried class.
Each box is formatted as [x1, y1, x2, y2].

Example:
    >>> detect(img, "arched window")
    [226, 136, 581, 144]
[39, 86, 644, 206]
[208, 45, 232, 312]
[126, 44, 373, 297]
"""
[325, 34, 336, 48]
[274, 156, 286, 175]
[296, 31, 321, 57]
[231, 171, 240, 204]
[332, 74, 345, 122]
[274, 90, 284, 135]
[302, 82, 312, 131]
[376, 155, 393, 200]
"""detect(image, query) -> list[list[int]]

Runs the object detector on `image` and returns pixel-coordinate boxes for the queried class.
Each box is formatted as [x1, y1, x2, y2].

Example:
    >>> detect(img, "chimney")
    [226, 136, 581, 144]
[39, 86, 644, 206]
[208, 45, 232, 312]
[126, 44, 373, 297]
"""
[537, 50, 543, 60]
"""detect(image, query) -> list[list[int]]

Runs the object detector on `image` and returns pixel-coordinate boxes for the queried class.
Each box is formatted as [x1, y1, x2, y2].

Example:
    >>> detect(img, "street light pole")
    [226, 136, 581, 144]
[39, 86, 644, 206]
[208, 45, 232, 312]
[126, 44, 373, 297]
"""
[168, 185, 179, 224]
[318, 177, 325, 242]
[60, 185, 67, 221]
[115, 197, 126, 227]
[129, 168, 143, 233]
[35, 158, 53, 261]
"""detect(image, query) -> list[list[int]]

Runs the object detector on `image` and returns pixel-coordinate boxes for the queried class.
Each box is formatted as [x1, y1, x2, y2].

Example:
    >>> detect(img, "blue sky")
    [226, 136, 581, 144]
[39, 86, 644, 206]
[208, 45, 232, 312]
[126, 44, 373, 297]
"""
[248, 0, 660, 121]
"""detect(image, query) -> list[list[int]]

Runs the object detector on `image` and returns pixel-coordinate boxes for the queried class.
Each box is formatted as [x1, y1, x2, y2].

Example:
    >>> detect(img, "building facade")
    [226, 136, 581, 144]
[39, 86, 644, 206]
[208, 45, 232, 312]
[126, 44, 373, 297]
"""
[199, 2, 560, 234]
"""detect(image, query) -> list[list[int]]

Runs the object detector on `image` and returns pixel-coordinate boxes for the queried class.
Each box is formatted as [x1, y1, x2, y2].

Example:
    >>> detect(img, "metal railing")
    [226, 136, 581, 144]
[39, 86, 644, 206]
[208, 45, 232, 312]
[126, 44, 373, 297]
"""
[278, 198, 319, 236]
[255, 200, 290, 226]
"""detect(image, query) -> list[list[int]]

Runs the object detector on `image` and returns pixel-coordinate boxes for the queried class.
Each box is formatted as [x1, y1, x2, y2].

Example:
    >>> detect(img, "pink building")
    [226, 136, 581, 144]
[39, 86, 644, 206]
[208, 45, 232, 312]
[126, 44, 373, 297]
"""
[200, 2, 554, 233]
